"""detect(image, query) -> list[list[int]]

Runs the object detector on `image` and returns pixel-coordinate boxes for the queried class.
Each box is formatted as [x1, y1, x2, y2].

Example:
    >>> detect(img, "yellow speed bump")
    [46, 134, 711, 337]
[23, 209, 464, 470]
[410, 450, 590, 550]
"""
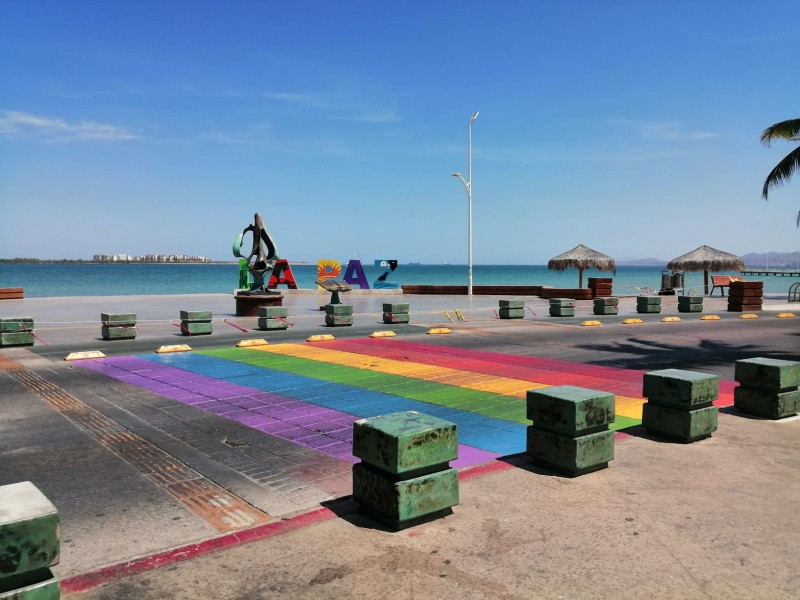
[623, 318, 643, 325]
[776, 312, 796, 318]
[700, 315, 721, 320]
[65, 350, 106, 361]
[155, 344, 192, 354]
[370, 331, 397, 338]
[307, 334, 335, 342]
[427, 327, 452, 335]
[738, 314, 759, 319]
[661, 317, 681, 323]
[581, 320, 602, 327]
[236, 339, 269, 347]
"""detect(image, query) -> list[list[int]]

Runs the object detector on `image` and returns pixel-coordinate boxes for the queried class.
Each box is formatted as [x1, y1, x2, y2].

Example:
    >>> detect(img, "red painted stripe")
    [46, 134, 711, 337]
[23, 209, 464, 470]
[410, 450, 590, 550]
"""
[457, 459, 516, 480]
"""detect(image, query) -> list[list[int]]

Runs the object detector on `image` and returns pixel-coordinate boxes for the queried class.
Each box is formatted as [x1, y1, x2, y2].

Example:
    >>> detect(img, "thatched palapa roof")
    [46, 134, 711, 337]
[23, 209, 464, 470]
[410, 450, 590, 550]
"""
[547, 244, 616, 272]
[666, 245, 744, 272]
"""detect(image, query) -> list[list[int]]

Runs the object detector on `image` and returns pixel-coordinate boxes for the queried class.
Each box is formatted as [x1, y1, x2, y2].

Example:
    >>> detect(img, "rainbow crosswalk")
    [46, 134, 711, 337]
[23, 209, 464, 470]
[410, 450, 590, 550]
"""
[77, 339, 735, 470]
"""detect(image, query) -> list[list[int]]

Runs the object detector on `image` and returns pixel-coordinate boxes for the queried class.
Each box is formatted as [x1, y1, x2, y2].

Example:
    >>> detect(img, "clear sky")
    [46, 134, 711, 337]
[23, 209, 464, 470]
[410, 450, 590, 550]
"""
[1, 1, 798, 263]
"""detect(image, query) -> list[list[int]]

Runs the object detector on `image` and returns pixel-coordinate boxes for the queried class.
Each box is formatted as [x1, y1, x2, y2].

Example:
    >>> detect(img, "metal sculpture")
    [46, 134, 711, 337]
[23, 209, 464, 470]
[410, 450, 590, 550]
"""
[232, 212, 279, 293]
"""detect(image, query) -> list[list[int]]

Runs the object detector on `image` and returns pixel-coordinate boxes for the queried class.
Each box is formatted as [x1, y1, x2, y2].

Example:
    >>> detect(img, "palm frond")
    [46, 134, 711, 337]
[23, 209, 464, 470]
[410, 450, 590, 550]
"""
[760, 119, 800, 146]
[762, 146, 800, 199]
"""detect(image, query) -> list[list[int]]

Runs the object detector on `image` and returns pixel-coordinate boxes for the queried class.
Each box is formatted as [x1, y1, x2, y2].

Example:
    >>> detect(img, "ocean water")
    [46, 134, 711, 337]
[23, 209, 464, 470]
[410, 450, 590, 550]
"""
[0, 262, 793, 298]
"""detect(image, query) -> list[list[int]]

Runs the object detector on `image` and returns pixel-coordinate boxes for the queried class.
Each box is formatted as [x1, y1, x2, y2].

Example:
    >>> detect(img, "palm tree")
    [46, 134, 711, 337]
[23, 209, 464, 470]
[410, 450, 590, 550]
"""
[760, 118, 800, 226]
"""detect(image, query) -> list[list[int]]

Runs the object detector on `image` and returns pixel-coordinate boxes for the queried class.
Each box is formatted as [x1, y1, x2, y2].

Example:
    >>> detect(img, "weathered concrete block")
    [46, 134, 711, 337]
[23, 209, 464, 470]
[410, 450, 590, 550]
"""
[101, 325, 136, 340]
[258, 306, 289, 318]
[0, 570, 60, 599]
[0, 482, 59, 577]
[593, 305, 618, 316]
[499, 299, 525, 309]
[643, 369, 719, 408]
[636, 296, 662, 305]
[735, 357, 800, 391]
[733, 387, 800, 419]
[325, 314, 353, 327]
[642, 403, 718, 442]
[100, 313, 136, 326]
[0, 332, 35, 347]
[352, 463, 459, 529]
[0, 317, 34, 332]
[180, 321, 212, 336]
[549, 298, 575, 308]
[324, 304, 353, 315]
[353, 412, 457, 474]
[678, 303, 703, 313]
[179, 310, 212, 322]
[678, 296, 703, 305]
[258, 317, 288, 330]
[526, 428, 614, 476]
[382, 303, 409, 314]
[637, 305, 662, 314]
[526, 386, 614, 436]
[499, 307, 525, 319]
[593, 297, 618, 306]
[383, 313, 410, 324]
[549, 307, 576, 317]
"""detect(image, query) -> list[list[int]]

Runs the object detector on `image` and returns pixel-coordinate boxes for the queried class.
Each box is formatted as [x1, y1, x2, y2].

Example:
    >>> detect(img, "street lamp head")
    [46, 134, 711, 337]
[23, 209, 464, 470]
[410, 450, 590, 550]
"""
[470, 111, 479, 123]
[451, 172, 462, 177]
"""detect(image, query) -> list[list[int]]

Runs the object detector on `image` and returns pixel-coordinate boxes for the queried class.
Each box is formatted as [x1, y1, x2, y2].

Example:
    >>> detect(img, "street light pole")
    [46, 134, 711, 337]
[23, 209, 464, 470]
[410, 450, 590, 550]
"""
[452, 110, 479, 296]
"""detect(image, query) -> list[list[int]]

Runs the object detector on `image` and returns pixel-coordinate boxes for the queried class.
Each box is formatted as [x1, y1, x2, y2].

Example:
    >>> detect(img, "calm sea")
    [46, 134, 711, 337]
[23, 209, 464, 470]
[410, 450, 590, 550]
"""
[0, 262, 791, 298]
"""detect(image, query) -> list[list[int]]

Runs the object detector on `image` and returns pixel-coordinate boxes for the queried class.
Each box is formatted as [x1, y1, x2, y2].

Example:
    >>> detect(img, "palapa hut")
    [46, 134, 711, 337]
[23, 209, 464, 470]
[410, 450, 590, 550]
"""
[666, 245, 745, 295]
[547, 244, 616, 288]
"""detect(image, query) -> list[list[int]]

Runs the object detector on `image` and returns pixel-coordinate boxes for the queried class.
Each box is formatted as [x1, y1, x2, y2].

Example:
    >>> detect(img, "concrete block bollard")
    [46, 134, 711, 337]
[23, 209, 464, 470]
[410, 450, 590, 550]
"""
[498, 299, 525, 319]
[324, 304, 353, 327]
[100, 313, 136, 340]
[593, 297, 618, 316]
[0, 481, 60, 599]
[636, 296, 662, 314]
[258, 306, 289, 330]
[641, 369, 719, 442]
[549, 298, 576, 317]
[678, 295, 703, 313]
[526, 386, 615, 476]
[0, 317, 35, 347]
[382, 303, 410, 324]
[734, 357, 800, 419]
[352, 411, 459, 530]
[179, 310, 212, 336]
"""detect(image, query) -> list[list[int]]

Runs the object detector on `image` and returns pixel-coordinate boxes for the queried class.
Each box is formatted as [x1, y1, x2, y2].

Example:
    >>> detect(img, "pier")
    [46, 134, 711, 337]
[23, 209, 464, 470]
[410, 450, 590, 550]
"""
[741, 269, 800, 277]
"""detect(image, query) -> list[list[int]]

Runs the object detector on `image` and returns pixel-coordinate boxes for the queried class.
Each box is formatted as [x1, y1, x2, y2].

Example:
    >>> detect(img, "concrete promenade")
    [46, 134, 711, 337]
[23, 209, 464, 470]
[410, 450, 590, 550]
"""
[1, 291, 798, 599]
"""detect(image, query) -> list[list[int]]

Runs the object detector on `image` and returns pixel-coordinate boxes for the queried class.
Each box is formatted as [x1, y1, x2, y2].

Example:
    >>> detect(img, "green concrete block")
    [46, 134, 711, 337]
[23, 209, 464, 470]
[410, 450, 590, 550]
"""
[526, 385, 614, 436]
[549, 307, 575, 317]
[324, 304, 353, 315]
[259, 306, 289, 318]
[593, 305, 618, 316]
[0, 332, 35, 347]
[382, 303, 409, 314]
[678, 303, 703, 313]
[100, 313, 136, 326]
[0, 569, 60, 599]
[352, 463, 459, 530]
[325, 314, 353, 327]
[353, 411, 457, 475]
[180, 321, 212, 336]
[549, 298, 575, 308]
[258, 317, 288, 330]
[636, 296, 661, 305]
[383, 313, 410, 324]
[733, 387, 800, 419]
[735, 357, 800, 391]
[0, 482, 60, 577]
[637, 304, 662, 314]
[678, 296, 703, 305]
[0, 318, 33, 333]
[499, 307, 525, 319]
[593, 297, 618, 306]
[642, 403, 718, 442]
[526, 428, 614, 476]
[179, 310, 212, 322]
[642, 369, 719, 408]
[499, 299, 525, 309]
[101, 325, 136, 340]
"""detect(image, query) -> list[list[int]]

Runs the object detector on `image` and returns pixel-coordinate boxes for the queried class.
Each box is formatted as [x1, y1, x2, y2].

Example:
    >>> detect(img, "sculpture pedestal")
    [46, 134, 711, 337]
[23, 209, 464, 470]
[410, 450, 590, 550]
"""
[234, 292, 284, 317]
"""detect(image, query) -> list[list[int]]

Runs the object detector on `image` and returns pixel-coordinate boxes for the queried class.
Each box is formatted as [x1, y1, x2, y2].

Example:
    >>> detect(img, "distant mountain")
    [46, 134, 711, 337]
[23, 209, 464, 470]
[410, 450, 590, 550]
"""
[742, 251, 800, 267]
[615, 257, 666, 266]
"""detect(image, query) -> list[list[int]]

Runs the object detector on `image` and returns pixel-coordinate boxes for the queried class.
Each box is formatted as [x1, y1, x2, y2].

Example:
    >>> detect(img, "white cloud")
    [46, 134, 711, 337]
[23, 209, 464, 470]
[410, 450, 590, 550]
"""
[262, 92, 330, 109]
[0, 111, 141, 141]
[612, 119, 718, 141]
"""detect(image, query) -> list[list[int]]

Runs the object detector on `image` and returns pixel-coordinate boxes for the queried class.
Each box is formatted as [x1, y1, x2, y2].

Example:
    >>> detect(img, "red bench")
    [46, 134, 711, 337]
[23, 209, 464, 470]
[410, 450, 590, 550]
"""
[710, 276, 742, 297]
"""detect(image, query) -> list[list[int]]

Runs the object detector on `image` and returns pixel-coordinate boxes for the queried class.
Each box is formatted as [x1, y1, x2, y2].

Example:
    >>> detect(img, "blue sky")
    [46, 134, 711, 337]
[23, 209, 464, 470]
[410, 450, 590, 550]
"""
[1, 1, 798, 263]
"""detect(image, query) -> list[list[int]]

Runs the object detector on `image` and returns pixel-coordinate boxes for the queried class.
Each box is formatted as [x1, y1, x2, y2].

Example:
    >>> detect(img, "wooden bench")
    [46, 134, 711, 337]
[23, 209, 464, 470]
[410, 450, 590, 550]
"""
[710, 276, 742, 297]
[0, 288, 24, 300]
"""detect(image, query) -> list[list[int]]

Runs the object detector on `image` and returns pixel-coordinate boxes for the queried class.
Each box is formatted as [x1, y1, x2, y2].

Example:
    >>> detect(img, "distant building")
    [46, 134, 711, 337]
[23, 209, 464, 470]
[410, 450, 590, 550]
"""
[94, 253, 211, 263]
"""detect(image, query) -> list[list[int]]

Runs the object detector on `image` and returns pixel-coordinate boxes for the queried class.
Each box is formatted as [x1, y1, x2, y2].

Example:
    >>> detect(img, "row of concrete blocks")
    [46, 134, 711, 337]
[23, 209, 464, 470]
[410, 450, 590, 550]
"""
[0, 481, 61, 599]
[352, 357, 799, 530]
[323, 303, 412, 327]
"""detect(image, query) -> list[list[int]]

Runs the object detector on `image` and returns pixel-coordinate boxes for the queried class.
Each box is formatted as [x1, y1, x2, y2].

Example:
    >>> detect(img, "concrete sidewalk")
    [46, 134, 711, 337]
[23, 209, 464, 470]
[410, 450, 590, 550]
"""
[1, 292, 798, 599]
